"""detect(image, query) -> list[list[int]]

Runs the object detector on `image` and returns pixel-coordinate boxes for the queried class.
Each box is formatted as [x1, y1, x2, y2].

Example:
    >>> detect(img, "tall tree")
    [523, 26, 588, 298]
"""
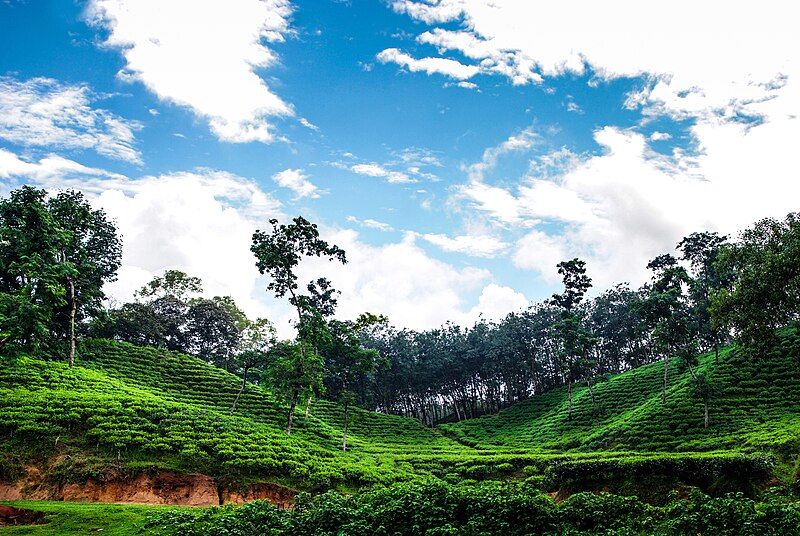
[643, 254, 692, 404]
[47, 190, 121, 366]
[264, 340, 324, 434]
[549, 258, 594, 418]
[251, 216, 346, 433]
[677, 232, 730, 360]
[322, 313, 383, 450]
[229, 318, 276, 415]
[0, 187, 65, 354]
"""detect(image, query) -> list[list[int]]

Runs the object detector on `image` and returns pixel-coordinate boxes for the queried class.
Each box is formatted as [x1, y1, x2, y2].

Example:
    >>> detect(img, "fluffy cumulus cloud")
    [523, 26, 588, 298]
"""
[297, 230, 523, 329]
[0, 77, 141, 163]
[272, 168, 320, 199]
[85, 0, 294, 143]
[389, 0, 799, 288]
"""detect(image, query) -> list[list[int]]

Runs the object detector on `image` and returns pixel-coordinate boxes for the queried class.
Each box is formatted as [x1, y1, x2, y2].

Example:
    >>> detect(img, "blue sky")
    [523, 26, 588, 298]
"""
[0, 0, 797, 333]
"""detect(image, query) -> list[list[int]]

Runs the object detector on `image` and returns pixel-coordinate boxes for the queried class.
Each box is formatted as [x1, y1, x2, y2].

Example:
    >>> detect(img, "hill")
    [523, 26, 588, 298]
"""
[1, 330, 799, 503]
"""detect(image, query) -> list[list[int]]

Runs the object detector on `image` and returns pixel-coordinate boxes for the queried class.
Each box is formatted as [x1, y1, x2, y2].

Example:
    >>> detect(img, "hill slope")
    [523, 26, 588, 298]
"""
[441, 329, 800, 458]
[1, 330, 798, 500]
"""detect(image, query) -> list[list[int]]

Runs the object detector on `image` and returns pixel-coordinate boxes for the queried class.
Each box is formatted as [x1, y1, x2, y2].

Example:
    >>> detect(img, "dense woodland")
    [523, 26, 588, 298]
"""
[1, 185, 798, 434]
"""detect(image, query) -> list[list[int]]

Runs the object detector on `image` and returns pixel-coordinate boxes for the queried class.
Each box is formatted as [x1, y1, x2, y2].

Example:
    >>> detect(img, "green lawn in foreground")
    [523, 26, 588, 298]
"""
[0, 501, 184, 536]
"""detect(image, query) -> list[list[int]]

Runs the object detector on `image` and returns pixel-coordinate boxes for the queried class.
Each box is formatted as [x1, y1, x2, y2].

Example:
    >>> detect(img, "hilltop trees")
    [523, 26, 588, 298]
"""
[711, 213, 800, 356]
[0, 186, 121, 364]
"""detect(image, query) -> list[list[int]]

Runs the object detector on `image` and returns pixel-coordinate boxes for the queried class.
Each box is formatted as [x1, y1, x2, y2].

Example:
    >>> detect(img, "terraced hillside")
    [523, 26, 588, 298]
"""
[0, 339, 471, 493]
[442, 328, 800, 458]
[1, 330, 798, 500]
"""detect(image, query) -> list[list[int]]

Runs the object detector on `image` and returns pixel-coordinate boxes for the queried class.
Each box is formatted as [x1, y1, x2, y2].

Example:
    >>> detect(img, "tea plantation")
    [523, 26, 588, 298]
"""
[1, 330, 799, 499]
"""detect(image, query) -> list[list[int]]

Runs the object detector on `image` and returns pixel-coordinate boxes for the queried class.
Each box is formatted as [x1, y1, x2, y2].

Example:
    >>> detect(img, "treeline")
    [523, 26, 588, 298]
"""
[1, 186, 797, 433]
[354, 216, 799, 426]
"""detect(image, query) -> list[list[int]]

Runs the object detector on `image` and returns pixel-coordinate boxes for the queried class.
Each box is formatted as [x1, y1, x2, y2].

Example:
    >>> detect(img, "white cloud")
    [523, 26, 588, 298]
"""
[650, 131, 672, 141]
[299, 117, 319, 131]
[0, 148, 125, 183]
[272, 168, 321, 199]
[388, 1, 798, 123]
[466, 283, 528, 323]
[377, 48, 480, 80]
[389, 0, 799, 289]
[299, 230, 507, 330]
[422, 232, 508, 258]
[346, 215, 394, 232]
[351, 162, 416, 184]
[85, 0, 294, 143]
[0, 77, 141, 163]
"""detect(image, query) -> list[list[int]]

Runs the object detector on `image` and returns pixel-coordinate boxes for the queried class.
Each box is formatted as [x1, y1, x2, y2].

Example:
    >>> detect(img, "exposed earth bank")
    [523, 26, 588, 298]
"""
[0, 466, 296, 508]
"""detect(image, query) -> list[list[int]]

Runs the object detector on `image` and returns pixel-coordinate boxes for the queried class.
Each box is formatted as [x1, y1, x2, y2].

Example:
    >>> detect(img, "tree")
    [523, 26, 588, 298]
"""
[549, 258, 595, 418]
[711, 213, 800, 356]
[251, 217, 346, 322]
[47, 190, 122, 366]
[0, 187, 65, 354]
[229, 318, 276, 415]
[251, 217, 347, 432]
[185, 296, 244, 370]
[677, 232, 730, 361]
[264, 340, 324, 434]
[136, 270, 202, 301]
[322, 313, 384, 450]
[643, 254, 693, 404]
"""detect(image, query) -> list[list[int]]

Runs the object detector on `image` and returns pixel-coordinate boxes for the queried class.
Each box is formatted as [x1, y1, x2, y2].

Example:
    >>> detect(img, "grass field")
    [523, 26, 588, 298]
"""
[0, 500, 181, 535]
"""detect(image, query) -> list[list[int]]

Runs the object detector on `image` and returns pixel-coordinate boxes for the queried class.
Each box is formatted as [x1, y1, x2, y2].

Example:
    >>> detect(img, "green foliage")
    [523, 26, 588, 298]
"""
[144, 482, 800, 536]
[712, 212, 800, 355]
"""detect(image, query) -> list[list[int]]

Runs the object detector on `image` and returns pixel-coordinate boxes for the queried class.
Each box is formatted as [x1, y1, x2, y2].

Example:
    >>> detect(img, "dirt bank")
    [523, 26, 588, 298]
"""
[0, 467, 296, 508]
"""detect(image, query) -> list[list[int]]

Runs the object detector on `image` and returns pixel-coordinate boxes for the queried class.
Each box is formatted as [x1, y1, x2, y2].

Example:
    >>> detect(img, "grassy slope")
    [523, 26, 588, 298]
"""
[0, 339, 471, 491]
[442, 329, 800, 458]
[1, 330, 798, 494]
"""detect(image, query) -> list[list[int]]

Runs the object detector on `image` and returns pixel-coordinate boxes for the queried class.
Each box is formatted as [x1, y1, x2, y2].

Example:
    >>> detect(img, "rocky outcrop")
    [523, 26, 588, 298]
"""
[0, 467, 297, 507]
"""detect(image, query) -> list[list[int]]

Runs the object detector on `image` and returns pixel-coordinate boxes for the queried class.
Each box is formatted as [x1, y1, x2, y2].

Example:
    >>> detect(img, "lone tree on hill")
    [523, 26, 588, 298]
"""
[251, 216, 346, 434]
[550, 258, 595, 419]
[322, 313, 385, 450]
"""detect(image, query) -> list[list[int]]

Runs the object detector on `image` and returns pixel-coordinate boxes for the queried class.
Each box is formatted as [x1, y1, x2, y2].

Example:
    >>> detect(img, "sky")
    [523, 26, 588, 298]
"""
[0, 0, 798, 336]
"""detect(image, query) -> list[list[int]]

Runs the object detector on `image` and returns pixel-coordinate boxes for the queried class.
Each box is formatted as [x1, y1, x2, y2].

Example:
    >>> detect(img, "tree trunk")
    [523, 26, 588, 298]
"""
[704, 400, 709, 428]
[567, 380, 573, 420]
[661, 356, 668, 404]
[342, 402, 349, 451]
[68, 278, 76, 368]
[305, 395, 313, 418]
[286, 390, 298, 434]
[229, 367, 248, 415]
[585, 377, 596, 413]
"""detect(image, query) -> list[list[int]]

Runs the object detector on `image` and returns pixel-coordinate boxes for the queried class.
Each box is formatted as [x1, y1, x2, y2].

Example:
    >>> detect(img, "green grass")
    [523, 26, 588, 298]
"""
[0, 501, 179, 535]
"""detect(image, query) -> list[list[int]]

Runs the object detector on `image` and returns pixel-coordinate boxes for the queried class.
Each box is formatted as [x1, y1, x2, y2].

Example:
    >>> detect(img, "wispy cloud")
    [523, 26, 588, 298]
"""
[0, 76, 142, 163]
